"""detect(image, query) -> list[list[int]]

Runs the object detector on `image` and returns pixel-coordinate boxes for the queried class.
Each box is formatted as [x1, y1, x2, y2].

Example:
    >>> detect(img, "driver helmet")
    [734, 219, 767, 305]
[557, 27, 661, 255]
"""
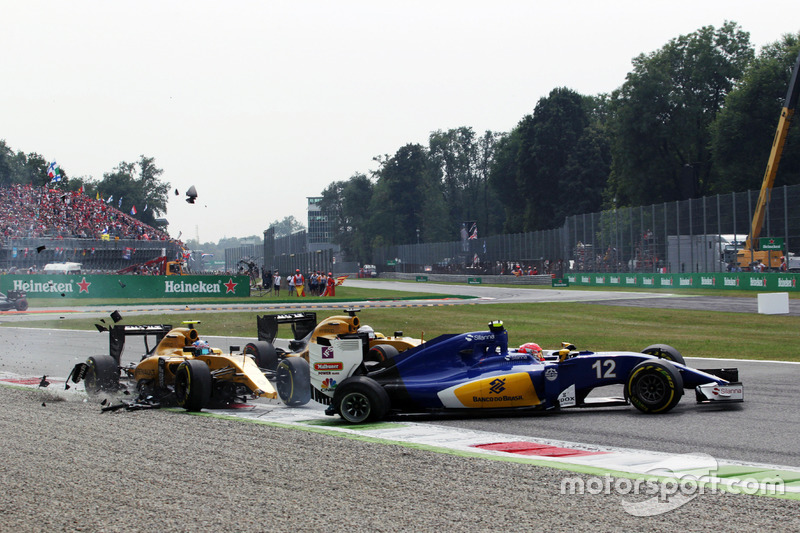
[193, 339, 211, 354]
[358, 325, 376, 339]
[519, 342, 544, 361]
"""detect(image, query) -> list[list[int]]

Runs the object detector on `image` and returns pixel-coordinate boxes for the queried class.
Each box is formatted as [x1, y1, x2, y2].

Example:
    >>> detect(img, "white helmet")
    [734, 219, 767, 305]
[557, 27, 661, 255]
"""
[358, 325, 376, 339]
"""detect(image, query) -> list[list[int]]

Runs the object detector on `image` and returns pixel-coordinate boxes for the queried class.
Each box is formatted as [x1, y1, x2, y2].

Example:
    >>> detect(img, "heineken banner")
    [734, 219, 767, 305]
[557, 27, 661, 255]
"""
[0, 275, 251, 299]
[565, 272, 799, 291]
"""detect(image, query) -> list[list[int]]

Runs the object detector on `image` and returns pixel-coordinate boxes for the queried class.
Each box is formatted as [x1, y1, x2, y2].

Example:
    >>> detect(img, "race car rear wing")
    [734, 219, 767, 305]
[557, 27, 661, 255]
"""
[256, 312, 317, 344]
[109, 324, 173, 365]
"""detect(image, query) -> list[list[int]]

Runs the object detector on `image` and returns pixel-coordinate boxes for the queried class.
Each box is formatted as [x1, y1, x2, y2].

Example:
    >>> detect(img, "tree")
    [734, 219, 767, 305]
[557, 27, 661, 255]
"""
[369, 144, 446, 245]
[489, 128, 525, 233]
[560, 123, 611, 219]
[95, 155, 170, 226]
[319, 173, 378, 263]
[524, 87, 591, 230]
[474, 130, 505, 236]
[607, 22, 753, 206]
[428, 127, 476, 230]
[710, 32, 800, 193]
[135, 156, 170, 225]
[490, 88, 603, 232]
[428, 127, 503, 239]
[268, 215, 305, 237]
[12, 151, 50, 186]
[0, 141, 14, 186]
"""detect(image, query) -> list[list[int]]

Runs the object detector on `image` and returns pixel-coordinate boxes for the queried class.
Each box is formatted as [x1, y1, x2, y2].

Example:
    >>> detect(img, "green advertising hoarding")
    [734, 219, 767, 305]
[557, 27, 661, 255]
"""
[0, 274, 251, 299]
[759, 237, 784, 251]
[565, 272, 798, 291]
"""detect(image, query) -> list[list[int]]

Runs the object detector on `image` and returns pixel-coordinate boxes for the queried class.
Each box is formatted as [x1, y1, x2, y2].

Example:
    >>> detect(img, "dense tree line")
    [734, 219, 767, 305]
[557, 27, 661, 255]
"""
[319, 23, 800, 263]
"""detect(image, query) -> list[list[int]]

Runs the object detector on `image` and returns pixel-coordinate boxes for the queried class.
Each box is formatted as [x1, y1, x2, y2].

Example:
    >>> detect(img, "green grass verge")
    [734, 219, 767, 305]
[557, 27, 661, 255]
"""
[9, 302, 800, 362]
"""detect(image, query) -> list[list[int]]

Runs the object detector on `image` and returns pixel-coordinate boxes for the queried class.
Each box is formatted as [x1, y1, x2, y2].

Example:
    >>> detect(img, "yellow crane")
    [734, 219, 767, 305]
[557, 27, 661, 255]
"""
[737, 49, 800, 270]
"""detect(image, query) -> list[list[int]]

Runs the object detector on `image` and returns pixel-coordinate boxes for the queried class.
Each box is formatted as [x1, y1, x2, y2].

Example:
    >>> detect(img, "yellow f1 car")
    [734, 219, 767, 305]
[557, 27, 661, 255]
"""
[67, 321, 277, 411]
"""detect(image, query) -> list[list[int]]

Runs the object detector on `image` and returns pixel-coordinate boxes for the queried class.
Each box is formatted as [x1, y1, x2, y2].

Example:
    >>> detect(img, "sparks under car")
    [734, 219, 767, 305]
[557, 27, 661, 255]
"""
[275, 320, 743, 423]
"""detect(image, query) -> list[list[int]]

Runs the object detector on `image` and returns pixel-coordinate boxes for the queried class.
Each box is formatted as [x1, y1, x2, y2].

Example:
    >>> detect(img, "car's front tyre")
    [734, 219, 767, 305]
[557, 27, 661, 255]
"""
[276, 357, 311, 406]
[626, 359, 683, 414]
[83, 355, 119, 395]
[174, 360, 212, 411]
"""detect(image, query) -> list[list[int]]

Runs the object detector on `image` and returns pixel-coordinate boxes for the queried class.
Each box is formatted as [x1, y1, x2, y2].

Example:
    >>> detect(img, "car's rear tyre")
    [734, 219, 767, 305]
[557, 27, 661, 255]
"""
[366, 344, 399, 363]
[626, 360, 683, 414]
[244, 341, 278, 370]
[14, 298, 28, 311]
[333, 376, 390, 424]
[641, 344, 686, 366]
[174, 359, 212, 411]
[276, 357, 311, 406]
[84, 355, 119, 395]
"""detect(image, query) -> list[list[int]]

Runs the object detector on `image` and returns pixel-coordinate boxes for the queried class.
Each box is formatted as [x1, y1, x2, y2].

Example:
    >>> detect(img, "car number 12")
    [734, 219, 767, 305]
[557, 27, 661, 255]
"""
[592, 359, 616, 379]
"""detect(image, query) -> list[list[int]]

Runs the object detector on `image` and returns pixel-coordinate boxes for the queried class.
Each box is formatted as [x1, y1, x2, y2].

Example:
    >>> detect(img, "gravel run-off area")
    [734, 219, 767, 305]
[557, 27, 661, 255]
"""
[1, 385, 798, 532]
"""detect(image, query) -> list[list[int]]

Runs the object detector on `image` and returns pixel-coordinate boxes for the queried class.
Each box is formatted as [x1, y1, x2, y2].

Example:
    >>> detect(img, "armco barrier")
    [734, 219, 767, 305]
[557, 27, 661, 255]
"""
[565, 272, 799, 291]
[0, 274, 251, 299]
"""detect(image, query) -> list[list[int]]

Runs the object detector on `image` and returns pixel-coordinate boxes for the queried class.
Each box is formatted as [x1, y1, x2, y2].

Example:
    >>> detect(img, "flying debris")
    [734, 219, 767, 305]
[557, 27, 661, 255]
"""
[95, 310, 122, 332]
[36, 245, 46, 253]
[39, 375, 49, 388]
[185, 185, 198, 204]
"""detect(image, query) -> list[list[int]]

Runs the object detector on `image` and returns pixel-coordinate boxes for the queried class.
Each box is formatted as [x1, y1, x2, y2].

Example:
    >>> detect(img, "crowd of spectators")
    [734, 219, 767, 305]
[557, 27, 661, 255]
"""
[0, 184, 172, 242]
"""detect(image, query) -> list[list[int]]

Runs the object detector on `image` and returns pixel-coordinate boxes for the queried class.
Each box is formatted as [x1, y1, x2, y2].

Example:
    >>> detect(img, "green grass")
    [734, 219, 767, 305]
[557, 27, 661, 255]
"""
[11, 302, 800, 362]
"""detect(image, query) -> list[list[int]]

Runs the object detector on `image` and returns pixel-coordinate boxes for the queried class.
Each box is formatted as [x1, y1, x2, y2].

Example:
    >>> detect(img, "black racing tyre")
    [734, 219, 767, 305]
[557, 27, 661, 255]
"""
[641, 344, 686, 366]
[174, 359, 212, 411]
[275, 357, 311, 406]
[14, 298, 28, 311]
[84, 355, 119, 395]
[366, 344, 399, 363]
[333, 376, 390, 424]
[626, 360, 683, 414]
[244, 341, 279, 371]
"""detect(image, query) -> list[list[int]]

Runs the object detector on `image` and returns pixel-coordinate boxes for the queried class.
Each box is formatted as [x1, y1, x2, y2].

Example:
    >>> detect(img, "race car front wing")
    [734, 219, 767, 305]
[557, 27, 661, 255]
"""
[695, 382, 744, 403]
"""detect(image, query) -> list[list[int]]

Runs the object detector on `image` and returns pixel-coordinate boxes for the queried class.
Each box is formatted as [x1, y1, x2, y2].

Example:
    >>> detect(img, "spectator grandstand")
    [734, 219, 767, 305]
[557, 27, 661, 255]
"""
[0, 184, 185, 273]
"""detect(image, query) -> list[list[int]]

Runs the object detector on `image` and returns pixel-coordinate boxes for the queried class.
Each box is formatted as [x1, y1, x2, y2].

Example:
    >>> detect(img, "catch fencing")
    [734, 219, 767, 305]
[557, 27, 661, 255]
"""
[373, 184, 800, 274]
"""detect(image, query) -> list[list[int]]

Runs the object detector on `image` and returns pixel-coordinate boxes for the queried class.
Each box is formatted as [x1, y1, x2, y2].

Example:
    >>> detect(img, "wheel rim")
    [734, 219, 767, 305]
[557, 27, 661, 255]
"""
[340, 392, 371, 423]
[84, 360, 101, 393]
[84, 370, 97, 392]
[276, 366, 292, 400]
[636, 374, 666, 404]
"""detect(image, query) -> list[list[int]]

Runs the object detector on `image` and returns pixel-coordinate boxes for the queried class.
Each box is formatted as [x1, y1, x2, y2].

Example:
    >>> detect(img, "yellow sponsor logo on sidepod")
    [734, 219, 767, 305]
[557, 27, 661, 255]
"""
[454, 372, 540, 408]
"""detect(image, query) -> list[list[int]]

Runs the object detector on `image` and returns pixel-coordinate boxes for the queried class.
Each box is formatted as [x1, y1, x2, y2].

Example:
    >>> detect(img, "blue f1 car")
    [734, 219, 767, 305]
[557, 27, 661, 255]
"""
[275, 320, 743, 424]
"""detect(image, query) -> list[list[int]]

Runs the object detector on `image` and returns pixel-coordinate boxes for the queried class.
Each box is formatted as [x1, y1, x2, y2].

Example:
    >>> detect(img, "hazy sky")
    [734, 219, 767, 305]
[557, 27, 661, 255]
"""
[2, 1, 798, 243]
